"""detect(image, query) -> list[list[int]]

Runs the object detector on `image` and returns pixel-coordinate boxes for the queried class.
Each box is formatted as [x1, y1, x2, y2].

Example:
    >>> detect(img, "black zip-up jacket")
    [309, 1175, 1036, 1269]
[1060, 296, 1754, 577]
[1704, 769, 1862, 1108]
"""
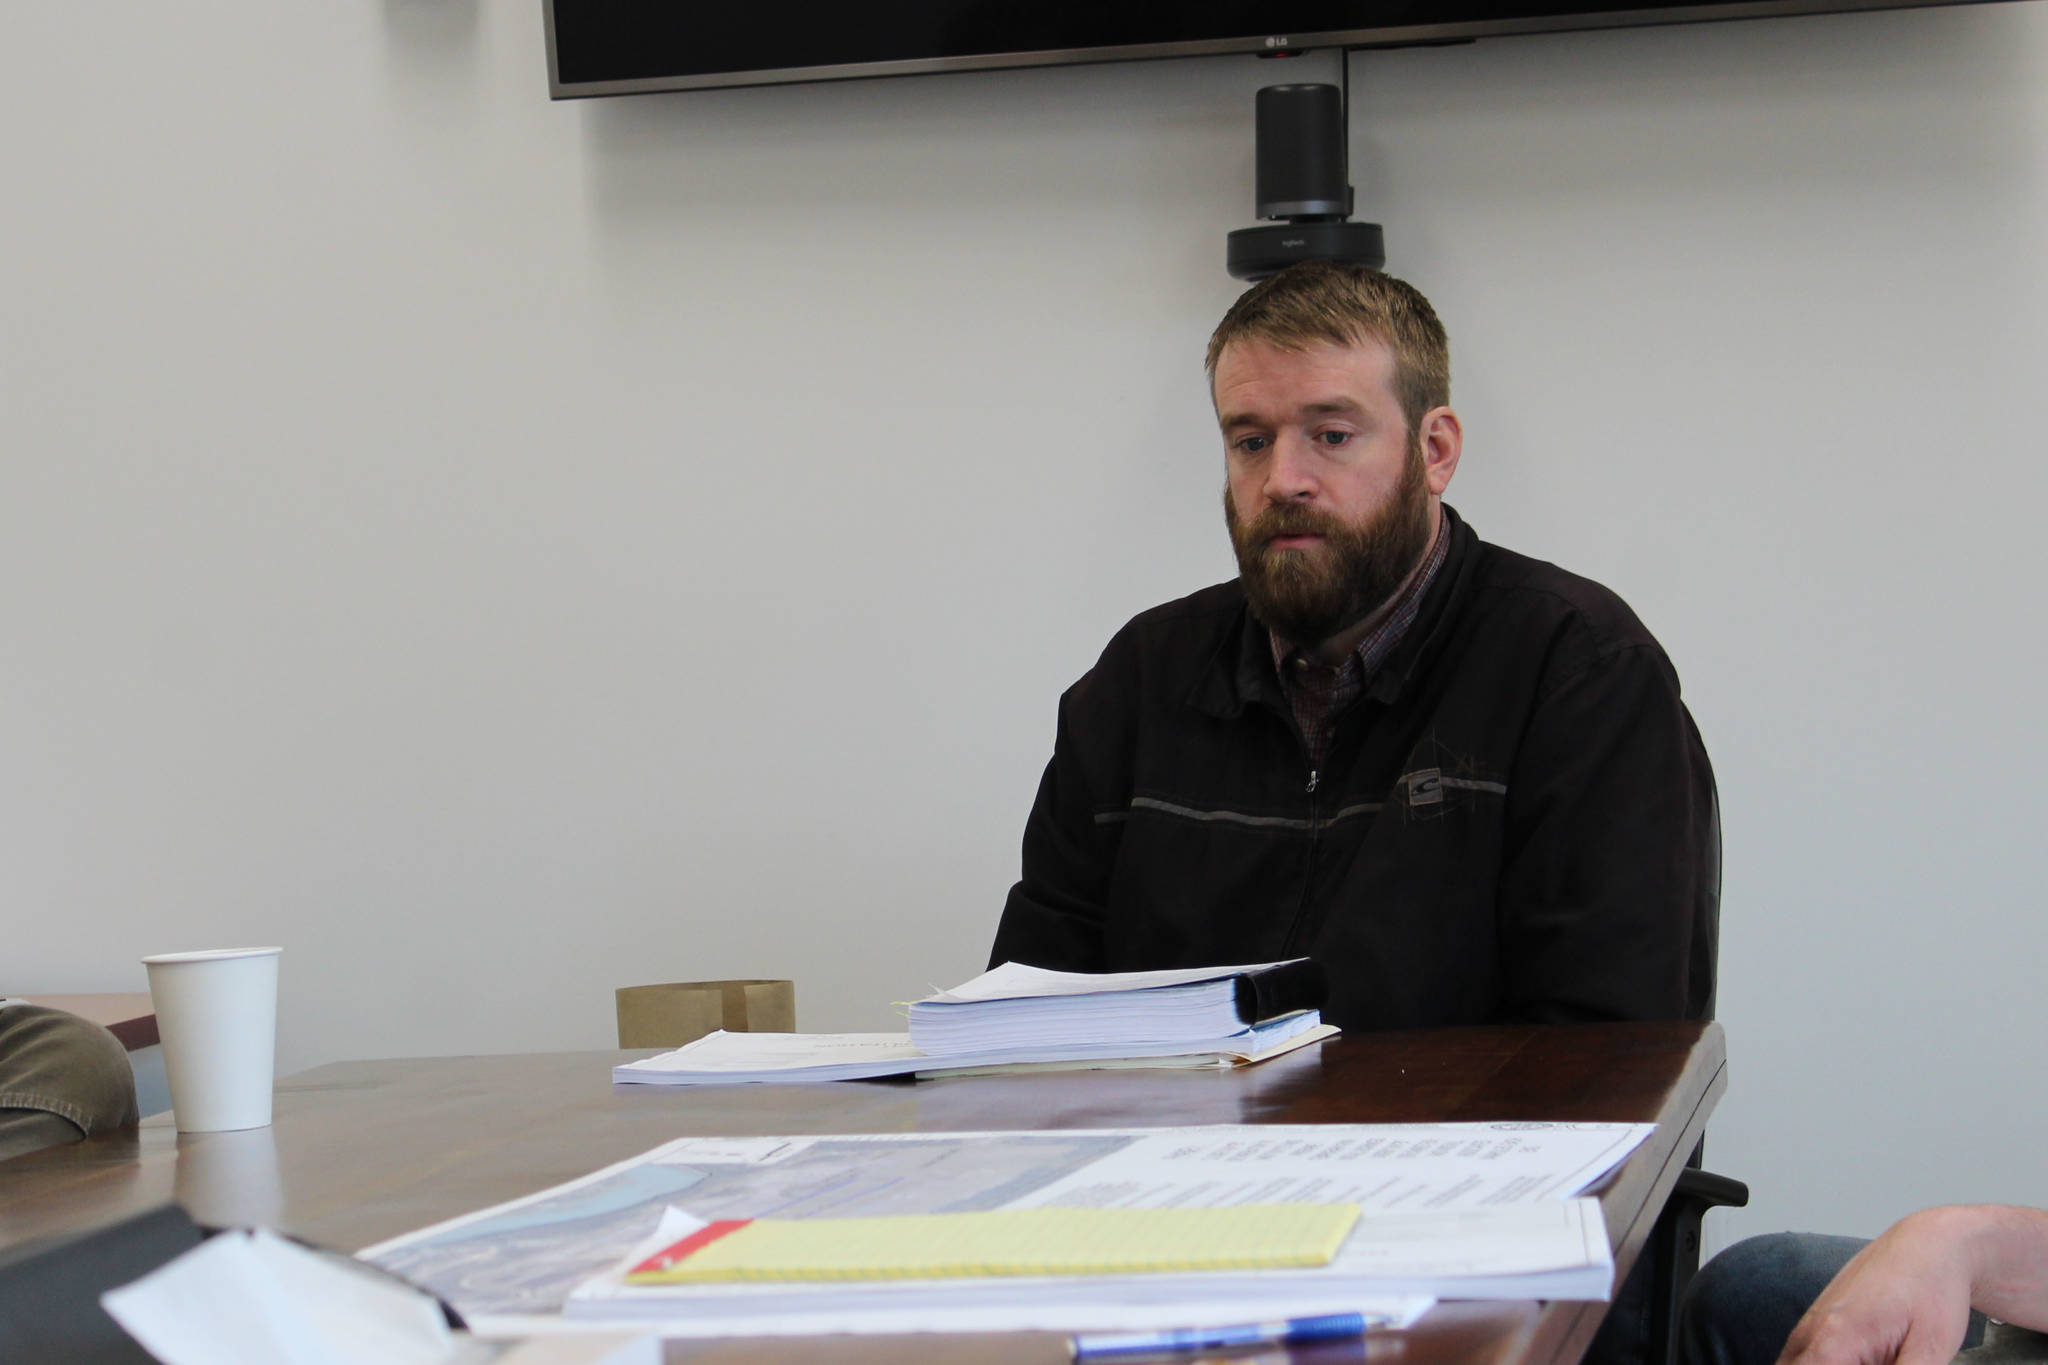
[990, 507, 1716, 1031]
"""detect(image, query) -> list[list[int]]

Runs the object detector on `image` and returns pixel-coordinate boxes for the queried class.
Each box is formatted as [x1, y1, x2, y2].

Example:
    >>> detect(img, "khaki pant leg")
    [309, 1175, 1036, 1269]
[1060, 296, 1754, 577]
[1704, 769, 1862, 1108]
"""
[0, 1004, 139, 1162]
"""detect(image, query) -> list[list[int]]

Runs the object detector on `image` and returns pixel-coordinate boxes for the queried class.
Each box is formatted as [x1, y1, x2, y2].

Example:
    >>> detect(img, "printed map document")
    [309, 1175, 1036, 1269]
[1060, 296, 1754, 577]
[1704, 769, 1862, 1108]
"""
[359, 1121, 1650, 1338]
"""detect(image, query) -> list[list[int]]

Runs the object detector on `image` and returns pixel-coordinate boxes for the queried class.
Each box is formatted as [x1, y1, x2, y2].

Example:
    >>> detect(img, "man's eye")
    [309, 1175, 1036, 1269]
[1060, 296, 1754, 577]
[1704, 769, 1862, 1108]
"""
[1317, 430, 1352, 447]
[1235, 436, 1270, 454]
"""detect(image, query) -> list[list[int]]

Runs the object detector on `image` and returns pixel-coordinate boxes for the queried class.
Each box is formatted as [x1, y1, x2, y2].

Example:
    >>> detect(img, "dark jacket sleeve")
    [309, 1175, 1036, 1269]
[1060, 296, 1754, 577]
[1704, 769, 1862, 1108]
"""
[1495, 642, 1717, 1023]
[988, 673, 1122, 973]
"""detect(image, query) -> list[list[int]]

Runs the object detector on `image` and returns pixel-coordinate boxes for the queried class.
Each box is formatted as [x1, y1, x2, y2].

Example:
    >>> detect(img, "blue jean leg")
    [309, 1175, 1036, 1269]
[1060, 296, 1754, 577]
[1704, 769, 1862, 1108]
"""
[1679, 1233, 1869, 1365]
[1681, 1231, 1990, 1365]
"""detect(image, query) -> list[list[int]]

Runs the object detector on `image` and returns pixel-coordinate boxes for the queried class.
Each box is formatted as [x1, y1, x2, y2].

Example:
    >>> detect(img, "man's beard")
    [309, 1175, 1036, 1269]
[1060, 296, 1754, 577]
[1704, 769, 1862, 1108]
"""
[1225, 443, 1433, 647]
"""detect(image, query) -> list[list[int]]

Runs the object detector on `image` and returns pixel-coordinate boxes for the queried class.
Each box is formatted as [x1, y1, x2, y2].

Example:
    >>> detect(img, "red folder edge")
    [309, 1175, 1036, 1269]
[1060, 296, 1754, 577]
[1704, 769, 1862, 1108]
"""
[627, 1218, 753, 1277]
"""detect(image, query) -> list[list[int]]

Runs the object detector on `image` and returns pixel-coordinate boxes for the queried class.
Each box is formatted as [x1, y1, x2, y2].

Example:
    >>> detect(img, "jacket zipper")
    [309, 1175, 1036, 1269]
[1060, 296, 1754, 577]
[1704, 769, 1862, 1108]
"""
[1282, 764, 1322, 955]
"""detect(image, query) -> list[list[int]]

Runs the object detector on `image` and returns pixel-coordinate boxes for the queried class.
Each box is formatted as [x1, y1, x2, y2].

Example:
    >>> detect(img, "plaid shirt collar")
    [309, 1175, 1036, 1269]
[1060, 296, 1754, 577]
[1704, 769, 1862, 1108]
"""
[1267, 512, 1450, 768]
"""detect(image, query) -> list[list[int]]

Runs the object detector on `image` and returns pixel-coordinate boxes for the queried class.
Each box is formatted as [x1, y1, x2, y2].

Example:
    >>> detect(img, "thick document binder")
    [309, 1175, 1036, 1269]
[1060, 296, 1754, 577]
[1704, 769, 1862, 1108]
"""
[907, 958, 1331, 1055]
[1233, 957, 1329, 1025]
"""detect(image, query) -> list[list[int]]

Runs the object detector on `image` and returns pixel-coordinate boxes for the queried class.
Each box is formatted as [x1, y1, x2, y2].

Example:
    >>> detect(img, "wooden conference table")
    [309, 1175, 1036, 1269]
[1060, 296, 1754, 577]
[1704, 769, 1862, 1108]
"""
[0, 1021, 1725, 1365]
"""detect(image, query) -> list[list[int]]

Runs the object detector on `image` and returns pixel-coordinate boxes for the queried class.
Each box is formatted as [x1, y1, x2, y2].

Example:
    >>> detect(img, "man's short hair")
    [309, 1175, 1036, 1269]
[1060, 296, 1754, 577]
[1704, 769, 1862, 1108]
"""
[1206, 261, 1451, 433]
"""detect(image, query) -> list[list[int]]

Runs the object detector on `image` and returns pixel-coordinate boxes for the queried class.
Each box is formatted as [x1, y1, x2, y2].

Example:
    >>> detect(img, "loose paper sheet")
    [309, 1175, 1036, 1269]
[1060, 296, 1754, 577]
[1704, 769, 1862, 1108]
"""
[612, 1013, 1326, 1085]
[101, 1228, 452, 1365]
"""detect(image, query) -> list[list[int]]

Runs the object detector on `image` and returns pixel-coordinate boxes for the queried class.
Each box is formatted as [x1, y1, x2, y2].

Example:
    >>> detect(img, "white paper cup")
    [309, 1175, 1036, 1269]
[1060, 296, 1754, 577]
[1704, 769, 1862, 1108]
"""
[142, 947, 282, 1133]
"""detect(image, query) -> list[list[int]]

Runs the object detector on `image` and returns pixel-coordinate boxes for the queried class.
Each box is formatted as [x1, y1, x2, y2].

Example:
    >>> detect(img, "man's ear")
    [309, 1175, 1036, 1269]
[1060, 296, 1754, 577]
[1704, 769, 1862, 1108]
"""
[1419, 406, 1463, 496]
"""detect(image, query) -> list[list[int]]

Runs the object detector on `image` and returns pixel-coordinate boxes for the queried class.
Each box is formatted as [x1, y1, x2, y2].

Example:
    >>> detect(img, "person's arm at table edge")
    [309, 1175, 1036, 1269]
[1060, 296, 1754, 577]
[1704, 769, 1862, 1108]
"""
[989, 673, 1120, 973]
[1780, 1204, 2048, 1365]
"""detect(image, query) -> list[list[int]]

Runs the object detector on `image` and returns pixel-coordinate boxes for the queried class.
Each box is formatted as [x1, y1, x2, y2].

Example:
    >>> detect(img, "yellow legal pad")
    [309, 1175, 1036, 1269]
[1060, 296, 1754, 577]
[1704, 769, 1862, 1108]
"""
[623, 1203, 1361, 1284]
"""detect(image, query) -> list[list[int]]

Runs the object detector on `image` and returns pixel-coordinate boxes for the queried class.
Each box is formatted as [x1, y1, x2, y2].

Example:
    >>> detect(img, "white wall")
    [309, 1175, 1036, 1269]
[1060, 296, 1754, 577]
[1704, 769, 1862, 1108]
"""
[5, 1, 2044, 1254]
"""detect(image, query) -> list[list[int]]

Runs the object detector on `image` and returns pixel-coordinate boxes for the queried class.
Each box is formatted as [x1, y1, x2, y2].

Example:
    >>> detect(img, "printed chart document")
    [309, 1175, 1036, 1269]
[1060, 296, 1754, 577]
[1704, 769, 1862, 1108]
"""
[359, 1121, 1650, 1338]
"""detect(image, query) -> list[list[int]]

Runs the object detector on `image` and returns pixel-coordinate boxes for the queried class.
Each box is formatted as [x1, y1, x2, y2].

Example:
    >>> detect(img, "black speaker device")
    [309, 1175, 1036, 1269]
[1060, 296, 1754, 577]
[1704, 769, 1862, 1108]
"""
[1226, 83, 1385, 281]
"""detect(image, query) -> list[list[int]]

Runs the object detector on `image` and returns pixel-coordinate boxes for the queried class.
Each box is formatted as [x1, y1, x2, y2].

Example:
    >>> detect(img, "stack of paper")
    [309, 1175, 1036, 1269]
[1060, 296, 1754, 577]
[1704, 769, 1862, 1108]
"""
[612, 1011, 1328, 1086]
[359, 1121, 1653, 1340]
[907, 959, 1327, 1054]
[564, 1199, 1614, 1331]
[611, 960, 1336, 1086]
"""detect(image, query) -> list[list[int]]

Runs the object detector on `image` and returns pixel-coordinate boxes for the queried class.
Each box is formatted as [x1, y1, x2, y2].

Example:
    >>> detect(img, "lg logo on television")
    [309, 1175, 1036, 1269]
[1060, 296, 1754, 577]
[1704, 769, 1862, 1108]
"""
[1264, 36, 1291, 48]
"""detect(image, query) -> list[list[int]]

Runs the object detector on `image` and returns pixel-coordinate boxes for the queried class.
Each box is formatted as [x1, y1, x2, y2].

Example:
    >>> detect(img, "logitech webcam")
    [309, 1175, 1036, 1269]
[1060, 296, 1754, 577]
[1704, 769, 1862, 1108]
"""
[1226, 83, 1385, 281]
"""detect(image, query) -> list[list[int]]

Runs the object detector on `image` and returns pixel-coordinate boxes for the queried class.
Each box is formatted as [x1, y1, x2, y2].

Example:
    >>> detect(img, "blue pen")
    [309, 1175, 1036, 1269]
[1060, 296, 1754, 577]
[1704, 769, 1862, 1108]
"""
[1069, 1310, 1382, 1359]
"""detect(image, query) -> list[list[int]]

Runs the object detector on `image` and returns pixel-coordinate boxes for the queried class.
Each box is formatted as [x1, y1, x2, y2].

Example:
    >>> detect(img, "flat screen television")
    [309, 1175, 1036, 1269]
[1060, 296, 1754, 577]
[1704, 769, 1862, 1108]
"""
[545, 0, 1999, 98]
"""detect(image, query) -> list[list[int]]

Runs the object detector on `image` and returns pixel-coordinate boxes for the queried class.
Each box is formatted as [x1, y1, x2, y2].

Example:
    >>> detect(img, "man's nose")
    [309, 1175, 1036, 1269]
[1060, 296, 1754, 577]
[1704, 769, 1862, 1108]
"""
[1263, 433, 1318, 503]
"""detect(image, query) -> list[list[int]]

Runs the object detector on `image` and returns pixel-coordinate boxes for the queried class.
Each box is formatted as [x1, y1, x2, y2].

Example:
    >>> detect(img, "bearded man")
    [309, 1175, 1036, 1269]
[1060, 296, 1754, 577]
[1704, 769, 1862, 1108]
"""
[989, 260, 1717, 1032]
